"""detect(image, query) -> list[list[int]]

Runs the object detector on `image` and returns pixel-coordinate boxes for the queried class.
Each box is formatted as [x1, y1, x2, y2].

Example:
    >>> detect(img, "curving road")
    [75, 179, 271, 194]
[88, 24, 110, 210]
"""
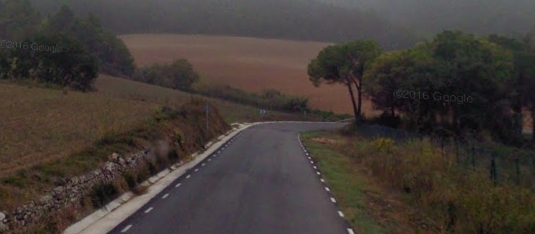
[108, 122, 350, 234]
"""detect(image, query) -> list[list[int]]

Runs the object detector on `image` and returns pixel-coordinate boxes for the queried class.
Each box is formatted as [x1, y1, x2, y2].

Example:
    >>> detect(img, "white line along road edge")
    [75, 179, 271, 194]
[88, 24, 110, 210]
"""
[64, 121, 341, 234]
[64, 122, 260, 234]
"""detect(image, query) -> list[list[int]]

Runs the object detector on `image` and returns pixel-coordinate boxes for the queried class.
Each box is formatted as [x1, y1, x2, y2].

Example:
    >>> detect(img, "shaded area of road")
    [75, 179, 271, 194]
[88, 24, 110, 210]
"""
[108, 122, 348, 234]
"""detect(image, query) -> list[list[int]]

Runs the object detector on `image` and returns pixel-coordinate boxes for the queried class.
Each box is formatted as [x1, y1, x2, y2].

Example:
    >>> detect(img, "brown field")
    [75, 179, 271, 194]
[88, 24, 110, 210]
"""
[119, 34, 378, 115]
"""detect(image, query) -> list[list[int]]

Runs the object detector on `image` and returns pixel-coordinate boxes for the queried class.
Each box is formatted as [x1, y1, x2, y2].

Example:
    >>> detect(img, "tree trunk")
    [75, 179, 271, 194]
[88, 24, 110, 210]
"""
[350, 76, 362, 118]
[346, 83, 359, 121]
[531, 106, 535, 142]
[357, 83, 362, 117]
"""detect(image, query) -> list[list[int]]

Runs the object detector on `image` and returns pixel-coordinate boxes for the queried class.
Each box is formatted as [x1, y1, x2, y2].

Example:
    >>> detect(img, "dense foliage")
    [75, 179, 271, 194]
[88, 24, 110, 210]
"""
[360, 31, 535, 144]
[132, 59, 200, 91]
[0, 0, 135, 90]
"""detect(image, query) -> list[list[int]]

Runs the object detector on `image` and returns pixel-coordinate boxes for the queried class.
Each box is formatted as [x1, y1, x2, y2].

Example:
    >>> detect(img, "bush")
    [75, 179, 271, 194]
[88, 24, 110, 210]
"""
[343, 133, 535, 233]
[90, 182, 119, 208]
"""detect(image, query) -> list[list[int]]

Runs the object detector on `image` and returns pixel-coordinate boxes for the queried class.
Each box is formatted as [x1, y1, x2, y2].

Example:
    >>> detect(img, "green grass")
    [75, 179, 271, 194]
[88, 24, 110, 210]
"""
[300, 131, 387, 234]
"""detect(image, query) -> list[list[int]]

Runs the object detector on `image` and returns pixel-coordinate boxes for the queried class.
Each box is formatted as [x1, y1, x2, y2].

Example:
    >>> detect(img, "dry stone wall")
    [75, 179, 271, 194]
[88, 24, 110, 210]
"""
[0, 148, 159, 232]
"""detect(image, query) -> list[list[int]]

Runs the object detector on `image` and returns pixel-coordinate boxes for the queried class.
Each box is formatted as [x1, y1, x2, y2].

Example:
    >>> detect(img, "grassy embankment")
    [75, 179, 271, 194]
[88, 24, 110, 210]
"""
[301, 127, 535, 234]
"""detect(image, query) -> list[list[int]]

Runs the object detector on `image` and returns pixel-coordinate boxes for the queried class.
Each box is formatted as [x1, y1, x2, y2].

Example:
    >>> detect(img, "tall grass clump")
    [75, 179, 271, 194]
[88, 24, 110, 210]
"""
[344, 136, 535, 233]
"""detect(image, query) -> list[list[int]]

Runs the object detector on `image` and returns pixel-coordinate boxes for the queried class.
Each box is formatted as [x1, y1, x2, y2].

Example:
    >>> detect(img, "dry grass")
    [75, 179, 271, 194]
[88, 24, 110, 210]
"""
[0, 75, 296, 178]
[119, 34, 379, 115]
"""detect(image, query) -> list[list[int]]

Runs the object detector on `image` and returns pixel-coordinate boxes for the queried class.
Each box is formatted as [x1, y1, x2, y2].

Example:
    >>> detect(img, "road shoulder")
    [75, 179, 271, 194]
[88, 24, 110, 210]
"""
[300, 130, 432, 234]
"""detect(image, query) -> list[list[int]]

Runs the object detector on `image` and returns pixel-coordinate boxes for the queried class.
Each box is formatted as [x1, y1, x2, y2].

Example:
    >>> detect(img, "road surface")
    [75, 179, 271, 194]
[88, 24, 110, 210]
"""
[108, 122, 350, 234]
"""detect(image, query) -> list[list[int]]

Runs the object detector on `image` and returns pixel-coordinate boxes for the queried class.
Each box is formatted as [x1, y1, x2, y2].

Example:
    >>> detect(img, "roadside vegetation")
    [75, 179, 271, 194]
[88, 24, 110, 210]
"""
[302, 128, 535, 233]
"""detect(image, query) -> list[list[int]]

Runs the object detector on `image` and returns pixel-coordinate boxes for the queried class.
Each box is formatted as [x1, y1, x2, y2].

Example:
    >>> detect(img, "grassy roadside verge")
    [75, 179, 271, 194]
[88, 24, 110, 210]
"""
[300, 130, 436, 234]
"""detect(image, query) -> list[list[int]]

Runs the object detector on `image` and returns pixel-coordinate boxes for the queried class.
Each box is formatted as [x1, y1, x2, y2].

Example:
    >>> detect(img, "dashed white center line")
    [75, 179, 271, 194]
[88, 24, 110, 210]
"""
[208, 159, 212, 161]
[313, 166, 317, 169]
[186, 175, 191, 179]
[330, 197, 336, 203]
[316, 171, 321, 175]
[308, 157, 311, 160]
[144, 207, 153, 213]
[194, 168, 199, 172]
[202, 163, 206, 167]
[338, 210, 345, 218]
[325, 187, 330, 192]
[162, 193, 169, 199]
[347, 228, 355, 234]
[310, 161, 313, 164]
[320, 179, 325, 183]
[175, 183, 181, 188]
[121, 224, 132, 233]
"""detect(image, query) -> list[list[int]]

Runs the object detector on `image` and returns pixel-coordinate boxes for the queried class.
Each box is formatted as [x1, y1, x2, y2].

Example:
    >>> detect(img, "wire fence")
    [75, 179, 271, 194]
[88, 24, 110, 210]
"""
[356, 124, 535, 189]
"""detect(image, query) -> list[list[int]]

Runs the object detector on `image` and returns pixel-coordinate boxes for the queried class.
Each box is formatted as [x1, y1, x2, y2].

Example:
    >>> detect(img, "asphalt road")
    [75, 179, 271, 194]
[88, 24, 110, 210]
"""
[108, 122, 350, 234]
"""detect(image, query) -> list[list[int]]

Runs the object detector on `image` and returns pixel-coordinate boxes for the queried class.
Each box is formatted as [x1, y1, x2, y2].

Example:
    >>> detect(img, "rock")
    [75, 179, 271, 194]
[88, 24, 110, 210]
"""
[109, 153, 120, 161]
[53, 186, 64, 195]
[118, 158, 126, 167]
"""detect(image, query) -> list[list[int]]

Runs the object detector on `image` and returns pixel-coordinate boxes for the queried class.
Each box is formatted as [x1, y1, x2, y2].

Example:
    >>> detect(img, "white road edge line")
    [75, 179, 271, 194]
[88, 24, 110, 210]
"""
[330, 197, 336, 203]
[175, 183, 181, 188]
[194, 168, 198, 172]
[320, 179, 325, 183]
[325, 187, 330, 192]
[347, 228, 355, 234]
[338, 211, 345, 218]
[186, 175, 191, 179]
[201, 163, 205, 166]
[144, 207, 153, 213]
[313, 166, 317, 169]
[120, 224, 132, 233]
[316, 171, 321, 175]
[162, 193, 169, 199]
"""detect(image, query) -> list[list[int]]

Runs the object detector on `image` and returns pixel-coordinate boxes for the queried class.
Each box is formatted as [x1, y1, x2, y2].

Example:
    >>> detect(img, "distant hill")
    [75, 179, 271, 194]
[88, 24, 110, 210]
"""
[27, 0, 420, 50]
[318, 0, 535, 37]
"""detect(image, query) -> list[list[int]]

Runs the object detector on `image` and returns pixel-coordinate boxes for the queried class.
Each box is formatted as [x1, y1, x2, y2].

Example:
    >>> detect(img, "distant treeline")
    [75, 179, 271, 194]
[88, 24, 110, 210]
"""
[0, 1, 135, 91]
[27, 0, 419, 50]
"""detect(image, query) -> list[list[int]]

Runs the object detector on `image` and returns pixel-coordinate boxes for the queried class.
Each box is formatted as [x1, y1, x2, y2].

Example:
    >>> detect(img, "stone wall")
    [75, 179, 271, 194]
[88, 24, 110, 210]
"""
[0, 147, 161, 232]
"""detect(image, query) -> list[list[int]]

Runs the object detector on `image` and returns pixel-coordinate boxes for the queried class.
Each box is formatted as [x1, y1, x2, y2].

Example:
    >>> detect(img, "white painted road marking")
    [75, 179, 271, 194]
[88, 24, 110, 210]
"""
[144, 207, 153, 213]
[162, 193, 169, 199]
[186, 175, 191, 179]
[320, 179, 325, 183]
[121, 224, 132, 233]
[347, 228, 355, 234]
[208, 159, 211, 161]
[194, 168, 199, 172]
[316, 171, 321, 175]
[175, 183, 181, 188]
[338, 211, 345, 218]
[330, 197, 336, 203]
[313, 166, 317, 169]
[325, 187, 330, 192]
[202, 163, 205, 167]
